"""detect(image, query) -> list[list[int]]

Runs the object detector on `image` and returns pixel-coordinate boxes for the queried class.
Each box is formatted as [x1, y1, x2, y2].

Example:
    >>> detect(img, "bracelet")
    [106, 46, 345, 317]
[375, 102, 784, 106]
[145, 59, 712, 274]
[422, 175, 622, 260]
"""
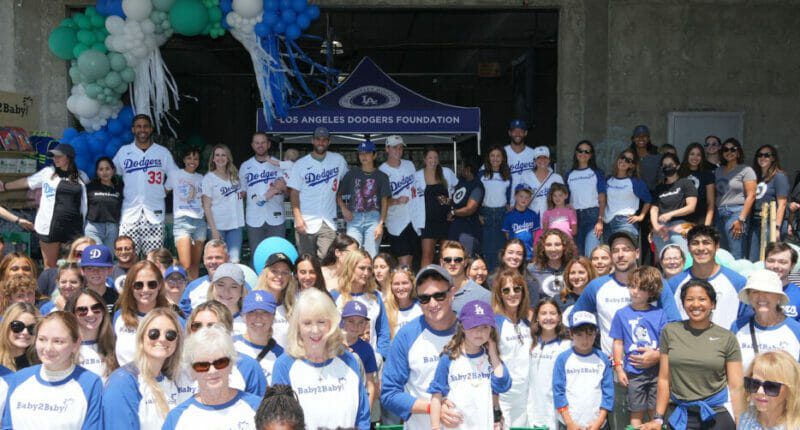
[14, 217, 20, 224]
[427, 403, 431, 414]
[557, 406, 569, 414]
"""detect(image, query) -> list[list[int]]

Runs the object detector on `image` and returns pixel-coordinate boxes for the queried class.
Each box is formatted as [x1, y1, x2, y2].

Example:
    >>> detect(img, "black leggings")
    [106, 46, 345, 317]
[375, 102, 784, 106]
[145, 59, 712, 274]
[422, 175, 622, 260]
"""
[669, 410, 736, 430]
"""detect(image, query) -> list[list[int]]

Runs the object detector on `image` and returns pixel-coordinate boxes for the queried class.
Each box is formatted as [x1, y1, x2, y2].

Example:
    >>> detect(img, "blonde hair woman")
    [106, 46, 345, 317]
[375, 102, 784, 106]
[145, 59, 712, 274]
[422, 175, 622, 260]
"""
[739, 350, 800, 429]
[0, 302, 39, 371]
[202, 144, 245, 263]
[255, 252, 296, 348]
[383, 266, 422, 339]
[272, 288, 370, 430]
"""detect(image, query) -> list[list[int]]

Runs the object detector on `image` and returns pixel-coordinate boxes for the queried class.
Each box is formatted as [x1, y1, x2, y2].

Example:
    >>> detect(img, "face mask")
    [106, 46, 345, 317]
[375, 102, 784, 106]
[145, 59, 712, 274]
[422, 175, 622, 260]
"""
[662, 166, 677, 177]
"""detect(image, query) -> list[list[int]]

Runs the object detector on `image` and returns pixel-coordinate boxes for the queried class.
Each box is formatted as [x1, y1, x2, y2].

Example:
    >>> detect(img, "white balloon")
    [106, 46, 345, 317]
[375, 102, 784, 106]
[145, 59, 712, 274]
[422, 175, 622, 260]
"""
[132, 46, 148, 58]
[105, 16, 125, 34]
[232, 0, 262, 19]
[122, 0, 153, 22]
[141, 19, 155, 34]
[72, 95, 101, 118]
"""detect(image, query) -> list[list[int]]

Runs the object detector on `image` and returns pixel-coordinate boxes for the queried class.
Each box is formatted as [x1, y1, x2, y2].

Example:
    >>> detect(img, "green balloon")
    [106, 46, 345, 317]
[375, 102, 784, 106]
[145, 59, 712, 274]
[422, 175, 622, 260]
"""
[72, 43, 89, 59]
[120, 68, 136, 83]
[68, 66, 82, 83]
[114, 83, 128, 94]
[91, 42, 108, 54]
[169, 0, 209, 37]
[76, 15, 91, 30]
[208, 6, 222, 22]
[85, 6, 97, 17]
[90, 14, 105, 28]
[85, 83, 103, 98]
[77, 29, 95, 45]
[152, 0, 176, 12]
[105, 71, 122, 87]
[77, 49, 110, 81]
[62, 18, 76, 28]
[48, 26, 79, 60]
[108, 53, 126, 71]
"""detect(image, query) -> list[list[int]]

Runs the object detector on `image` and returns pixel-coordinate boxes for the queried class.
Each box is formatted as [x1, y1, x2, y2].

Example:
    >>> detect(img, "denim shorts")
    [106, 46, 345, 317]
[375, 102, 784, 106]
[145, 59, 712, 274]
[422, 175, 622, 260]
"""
[173, 216, 207, 242]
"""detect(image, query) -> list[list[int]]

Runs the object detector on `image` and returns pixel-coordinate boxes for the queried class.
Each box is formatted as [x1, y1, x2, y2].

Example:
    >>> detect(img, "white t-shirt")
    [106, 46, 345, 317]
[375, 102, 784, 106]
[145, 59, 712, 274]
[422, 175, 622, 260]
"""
[165, 169, 204, 219]
[239, 157, 286, 227]
[379, 159, 417, 235]
[78, 341, 108, 382]
[113, 142, 178, 224]
[505, 144, 536, 191]
[26, 167, 87, 235]
[517, 169, 564, 215]
[527, 338, 572, 430]
[480, 171, 511, 208]
[287, 152, 349, 234]
[497, 316, 533, 428]
[202, 172, 245, 231]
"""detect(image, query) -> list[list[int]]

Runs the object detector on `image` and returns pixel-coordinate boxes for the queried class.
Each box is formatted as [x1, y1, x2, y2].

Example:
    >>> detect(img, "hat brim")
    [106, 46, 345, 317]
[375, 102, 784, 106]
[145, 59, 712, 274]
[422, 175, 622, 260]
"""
[461, 316, 496, 330]
[738, 286, 789, 307]
[47, 150, 66, 157]
[341, 313, 370, 320]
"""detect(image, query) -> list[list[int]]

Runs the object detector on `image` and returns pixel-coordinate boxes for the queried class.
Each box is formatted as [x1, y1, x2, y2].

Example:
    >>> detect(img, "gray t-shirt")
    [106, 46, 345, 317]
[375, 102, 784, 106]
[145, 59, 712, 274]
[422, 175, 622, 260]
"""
[716, 164, 757, 207]
[754, 171, 790, 216]
[339, 167, 391, 213]
[452, 280, 492, 314]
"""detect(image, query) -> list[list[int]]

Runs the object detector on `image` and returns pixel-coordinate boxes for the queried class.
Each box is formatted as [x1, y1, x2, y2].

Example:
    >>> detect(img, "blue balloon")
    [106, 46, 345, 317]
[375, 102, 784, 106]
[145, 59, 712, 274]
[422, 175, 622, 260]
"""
[75, 156, 91, 173]
[296, 13, 310, 30]
[273, 20, 286, 34]
[107, 118, 124, 135]
[88, 135, 104, 155]
[106, 0, 126, 18]
[220, 0, 233, 14]
[281, 9, 296, 24]
[253, 237, 298, 275]
[118, 106, 135, 126]
[121, 130, 134, 142]
[263, 11, 279, 26]
[94, 130, 109, 143]
[306, 4, 319, 19]
[72, 135, 89, 155]
[62, 127, 79, 140]
[96, 0, 108, 16]
[279, 0, 291, 10]
[264, 0, 278, 11]
[291, 0, 307, 13]
[109, 137, 123, 149]
[254, 21, 270, 37]
[286, 23, 301, 40]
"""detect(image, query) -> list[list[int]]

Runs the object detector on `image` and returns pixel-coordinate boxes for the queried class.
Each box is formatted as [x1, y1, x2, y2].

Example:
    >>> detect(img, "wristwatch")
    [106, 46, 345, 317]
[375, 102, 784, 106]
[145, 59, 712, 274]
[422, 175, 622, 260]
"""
[653, 413, 664, 424]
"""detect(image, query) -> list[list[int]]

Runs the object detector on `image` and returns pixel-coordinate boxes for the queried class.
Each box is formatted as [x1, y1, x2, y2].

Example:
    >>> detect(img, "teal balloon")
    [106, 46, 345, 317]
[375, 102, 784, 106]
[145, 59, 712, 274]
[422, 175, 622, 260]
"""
[68, 66, 82, 83]
[169, 0, 210, 36]
[109, 53, 127, 72]
[208, 6, 222, 22]
[715, 248, 735, 267]
[85, 6, 97, 16]
[114, 83, 128, 94]
[77, 29, 96, 45]
[91, 42, 108, 53]
[253, 237, 298, 275]
[85, 83, 103, 98]
[120, 68, 136, 83]
[48, 26, 79, 60]
[152, 0, 176, 12]
[62, 17, 76, 28]
[72, 44, 89, 59]
[76, 15, 92, 29]
[90, 14, 105, 28]
[77, 49, 110, 81]
[105, 71, 122, 87]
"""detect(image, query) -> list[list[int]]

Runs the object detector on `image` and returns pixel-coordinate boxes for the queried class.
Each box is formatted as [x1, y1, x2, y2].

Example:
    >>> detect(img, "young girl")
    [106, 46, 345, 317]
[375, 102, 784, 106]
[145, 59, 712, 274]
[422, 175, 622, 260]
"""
[208, 263, 247, 336]
[429, 300, 512, 430]
[590, 244, 613, 276]
[166, 147, 206, 279]
[527, 298, 572, 430]
[39, 262, 84, 314]
[542, 183, 578, 238]
[202, 144, 245, 264]
[65, 289, 119, 382]
[555, 257, 597, 322]
[383, 266, 422, 339]
[372, 252, 396, 296]
[84, 156, 123, 247]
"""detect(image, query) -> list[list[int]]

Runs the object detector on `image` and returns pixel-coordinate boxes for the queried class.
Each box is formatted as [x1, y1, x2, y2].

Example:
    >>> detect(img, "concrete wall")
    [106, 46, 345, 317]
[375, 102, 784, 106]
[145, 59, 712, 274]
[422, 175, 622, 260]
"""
[5, 0, 800, 173]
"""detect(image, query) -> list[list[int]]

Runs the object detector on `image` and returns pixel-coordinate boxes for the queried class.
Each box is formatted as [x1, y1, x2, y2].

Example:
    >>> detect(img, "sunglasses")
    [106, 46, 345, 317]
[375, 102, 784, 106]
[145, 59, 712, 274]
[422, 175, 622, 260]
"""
[757, 152, 774, 159]
[501, 286, 523, 295]
[192, 357, 232, 373]
[721, 146, 738, 153]
[619, 156, 634, 164]
[744, 376, 784, 397]
[442, 257, 464, 264]
[418, 290, 450, 305]
[190, 322, 216, 332]
[133, 280, 159, 290]
[575, 148, 593, 155]
[9, 320, 35, 335]
[147, 328, 178, 342]
[115, 246, 133, 252]
[75, 303, 104, 317]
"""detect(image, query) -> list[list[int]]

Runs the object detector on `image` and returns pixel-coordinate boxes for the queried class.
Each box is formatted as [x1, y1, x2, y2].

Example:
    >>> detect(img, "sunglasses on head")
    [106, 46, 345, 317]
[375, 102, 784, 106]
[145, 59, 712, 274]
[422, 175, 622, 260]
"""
[418, 289, 450, 305]
[75, 303, 104, 317]
[190, 322, 216, 332]
[757, 152, 774, 159]
[442, 257, 464, 264]
[721, 146, 738, 153]
[147, 328, 178, 342]
[575, 148, 593, 155]
[192, 357, 232, 373]
[619, 155, 634, 164]
[501, 285, 523, 295]
[133, 280, 159, 290]
[9, 320, 35, 335]
[744, 376, 783, 397]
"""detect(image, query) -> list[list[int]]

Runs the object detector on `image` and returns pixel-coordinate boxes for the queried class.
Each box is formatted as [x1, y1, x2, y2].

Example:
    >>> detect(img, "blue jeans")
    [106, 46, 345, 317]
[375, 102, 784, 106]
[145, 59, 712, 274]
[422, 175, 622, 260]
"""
[716, 205, 747, 260]
[84, 221, 119, 247]
[346, 211, 381, 258]
[652, 219, 690, 258]
[480, 206, 506, 271]
[748, 216, 788, 261]
[604, 215, 640, 244]
[211, 228, 243, 263]
[577, 207, 601, 256]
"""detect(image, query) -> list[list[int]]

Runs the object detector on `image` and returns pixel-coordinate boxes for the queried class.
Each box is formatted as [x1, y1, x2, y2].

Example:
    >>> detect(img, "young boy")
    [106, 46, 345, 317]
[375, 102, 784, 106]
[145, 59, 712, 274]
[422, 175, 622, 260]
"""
[341, 301, 378, 414]
[553, 311, 613, 430]
[502, 183, 541, 257]
[609, 266, 668, 427]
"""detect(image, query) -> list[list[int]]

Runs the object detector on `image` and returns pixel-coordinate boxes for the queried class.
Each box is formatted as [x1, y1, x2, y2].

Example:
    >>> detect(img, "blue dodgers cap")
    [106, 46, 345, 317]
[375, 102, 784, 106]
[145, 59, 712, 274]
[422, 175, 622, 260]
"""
[80, 245, 113, 268]
[341, 301, 370, 320]
[570, 310, 598, 329]
[514, 183, 533, 194]
[242, 290, 277, 314]
[164, 265, 187, 280]
[358, 140, 376, 153]
[632, 125, 650, 137]
[508, 119, 528, 130]
[459, 300, 496, 330]
[313, 126, 330, 139]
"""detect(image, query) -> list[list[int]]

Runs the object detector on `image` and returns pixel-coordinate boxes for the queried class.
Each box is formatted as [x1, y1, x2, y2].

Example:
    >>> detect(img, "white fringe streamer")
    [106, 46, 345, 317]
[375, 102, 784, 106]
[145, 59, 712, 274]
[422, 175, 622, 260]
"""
[129, 48, 179, 135]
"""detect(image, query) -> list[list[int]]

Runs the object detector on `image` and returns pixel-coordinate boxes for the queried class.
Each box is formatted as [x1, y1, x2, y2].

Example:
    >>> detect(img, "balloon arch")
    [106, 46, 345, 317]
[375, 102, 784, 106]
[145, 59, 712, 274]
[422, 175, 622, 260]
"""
[47, 0, 333, 175]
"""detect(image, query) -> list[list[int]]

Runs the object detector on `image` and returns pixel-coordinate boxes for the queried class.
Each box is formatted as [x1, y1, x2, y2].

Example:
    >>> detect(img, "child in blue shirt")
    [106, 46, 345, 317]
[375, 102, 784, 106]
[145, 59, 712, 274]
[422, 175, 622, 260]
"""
[609, 266, 668, 428]
[502, 184, 541, 258]
[554, 310, 614, 430]
[429, 300, 512, 430]
[341, 301, 379, 413]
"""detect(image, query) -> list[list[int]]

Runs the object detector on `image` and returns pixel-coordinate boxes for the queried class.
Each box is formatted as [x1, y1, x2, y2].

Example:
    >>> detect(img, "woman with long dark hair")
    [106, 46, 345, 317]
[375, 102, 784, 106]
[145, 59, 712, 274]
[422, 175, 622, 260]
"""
[480, 145, 512, 271]
[715, 138, 757, 259]
[84, 156, 123, 247]
[65, 289, 119, 381]
[528, 229, 578, 299]
[678, 142, 716, 226]
[748, 144, 789, 261]
[487, 239, 541, 306]
[650, 153, 697, 257]
[412, 146, 458, 267]
[566, 140, 607, 256]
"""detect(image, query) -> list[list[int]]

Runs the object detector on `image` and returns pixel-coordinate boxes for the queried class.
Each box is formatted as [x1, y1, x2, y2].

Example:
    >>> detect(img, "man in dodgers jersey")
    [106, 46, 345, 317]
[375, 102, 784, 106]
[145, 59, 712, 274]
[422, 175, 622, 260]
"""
[381, 265, 463, 430]
[288, 126, 348, 259]
[379, 135, 419, 267]
[504, 119, 536, 194]
[239, 132, 287, 264]
[669, 225, 747, 329]
[112, 114, 178, 255]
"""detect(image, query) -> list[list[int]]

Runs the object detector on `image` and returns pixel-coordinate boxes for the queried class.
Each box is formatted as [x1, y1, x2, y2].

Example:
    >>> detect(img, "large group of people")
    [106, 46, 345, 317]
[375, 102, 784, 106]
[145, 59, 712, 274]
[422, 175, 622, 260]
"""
[0, 115, 799, 430]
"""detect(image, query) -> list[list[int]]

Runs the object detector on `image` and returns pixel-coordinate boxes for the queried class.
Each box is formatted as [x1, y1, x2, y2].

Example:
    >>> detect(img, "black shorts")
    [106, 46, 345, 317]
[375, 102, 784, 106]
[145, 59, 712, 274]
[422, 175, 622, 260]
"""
[387, 224, 419, 257]
[39, 218, 83, 244]
[627, 368, 658, 412]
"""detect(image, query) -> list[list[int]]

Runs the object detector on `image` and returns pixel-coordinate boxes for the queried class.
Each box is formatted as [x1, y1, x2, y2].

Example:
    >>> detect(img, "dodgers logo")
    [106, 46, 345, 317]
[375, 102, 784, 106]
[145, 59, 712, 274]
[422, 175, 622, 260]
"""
[89, 248, 102, 259]
[338, 85, 401, 109]
[756, 182, 768, 200]
[474, 304, 484, 315]
[453, 187, 467, 204]
[390, 175, 414, 195]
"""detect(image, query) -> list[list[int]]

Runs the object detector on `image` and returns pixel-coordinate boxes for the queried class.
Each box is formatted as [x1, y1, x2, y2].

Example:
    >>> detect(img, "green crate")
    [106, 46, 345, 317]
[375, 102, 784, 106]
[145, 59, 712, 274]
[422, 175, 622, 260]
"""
[2, 231, 31, 256]
[374, 425, 403, 430]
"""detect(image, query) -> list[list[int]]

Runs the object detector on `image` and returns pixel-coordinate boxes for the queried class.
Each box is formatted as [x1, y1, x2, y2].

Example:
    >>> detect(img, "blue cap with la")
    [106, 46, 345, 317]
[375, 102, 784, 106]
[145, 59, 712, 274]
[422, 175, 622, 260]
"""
[243, 290, 277, 314]
[508, 119, 528, 130]
[358, 140, 376, 153]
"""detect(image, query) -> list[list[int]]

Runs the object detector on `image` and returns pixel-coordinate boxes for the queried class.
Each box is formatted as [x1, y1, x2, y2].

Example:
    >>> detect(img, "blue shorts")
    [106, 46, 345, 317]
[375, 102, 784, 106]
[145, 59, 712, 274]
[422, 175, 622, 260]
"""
[173, 216, 207, 242]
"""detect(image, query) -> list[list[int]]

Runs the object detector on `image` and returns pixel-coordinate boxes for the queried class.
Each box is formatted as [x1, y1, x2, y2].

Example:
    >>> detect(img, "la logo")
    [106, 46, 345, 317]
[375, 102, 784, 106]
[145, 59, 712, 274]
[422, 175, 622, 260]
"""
[255, 294, 263, 302]
[474, 304, 484, 315]
[355, 303, 362, 311]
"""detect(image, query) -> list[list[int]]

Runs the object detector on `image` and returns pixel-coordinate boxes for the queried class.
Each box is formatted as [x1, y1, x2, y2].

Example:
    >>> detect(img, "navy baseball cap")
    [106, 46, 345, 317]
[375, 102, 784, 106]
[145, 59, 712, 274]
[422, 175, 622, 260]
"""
[47, 143, 75, 159]
[508, 119, 528, 130]
[313, 126, 330, 139]
[164, 265, 187, 280]
[358, 140, 376, 153]
[341, 301, 370, 320]
[80, 245, 113, 268]
[242, 290, 277, 314]
[632, 125, 650, 137]
[515, 183, 533, 194]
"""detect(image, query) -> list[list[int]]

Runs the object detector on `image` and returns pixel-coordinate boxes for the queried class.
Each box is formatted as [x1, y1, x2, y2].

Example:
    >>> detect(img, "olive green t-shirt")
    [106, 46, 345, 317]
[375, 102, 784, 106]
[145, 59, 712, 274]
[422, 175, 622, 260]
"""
[661, 321, 741, 411]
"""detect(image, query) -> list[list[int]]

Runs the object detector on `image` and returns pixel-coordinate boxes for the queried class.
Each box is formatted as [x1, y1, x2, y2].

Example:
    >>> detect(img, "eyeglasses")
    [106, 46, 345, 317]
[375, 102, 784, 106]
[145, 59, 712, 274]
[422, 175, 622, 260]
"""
[704, 141, 719, 147]
[721, 146, 738, 153]
[9, 320, 35, 335]
[192, 357, 232, 373]
[133, 280, 159, 290]
[442, 257, 464, 264]
[575, 148, 593, 155]
[147, 328, 178, 342]
[757, 152, 774, 159]
[501, 286, 523, 295]
[418, 289, 450, 305]
[744, 376, 784, 397]
[619, 156, 634, 164]
[190, 322, 216, 332]
[165, 278, 186, 285]
[75, 303, 104, 317]
[115, 246, 133, 252]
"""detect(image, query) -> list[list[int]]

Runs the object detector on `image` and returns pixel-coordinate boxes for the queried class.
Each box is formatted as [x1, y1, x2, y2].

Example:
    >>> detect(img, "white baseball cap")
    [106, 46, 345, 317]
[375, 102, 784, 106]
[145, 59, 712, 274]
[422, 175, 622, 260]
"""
[533, 146, 550, 159]
[386, 135, 405, 147]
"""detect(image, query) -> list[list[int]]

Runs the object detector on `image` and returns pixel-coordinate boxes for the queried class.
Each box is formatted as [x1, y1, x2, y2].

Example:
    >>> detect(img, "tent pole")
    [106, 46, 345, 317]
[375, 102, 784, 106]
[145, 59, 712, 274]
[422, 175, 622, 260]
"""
[452, 137, 458, 173]
[477, 128, 482, 155]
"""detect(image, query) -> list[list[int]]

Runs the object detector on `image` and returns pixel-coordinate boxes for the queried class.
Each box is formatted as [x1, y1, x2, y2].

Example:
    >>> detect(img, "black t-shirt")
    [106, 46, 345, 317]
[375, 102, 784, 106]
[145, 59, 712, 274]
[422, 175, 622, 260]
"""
[53, 179, 83, 225]
[686, 169, 715, 223]
[86, 181, 123, 223]
[448, 176, 484, 240]
[101, 284, 120, 313]
[654, 177, 698, 222]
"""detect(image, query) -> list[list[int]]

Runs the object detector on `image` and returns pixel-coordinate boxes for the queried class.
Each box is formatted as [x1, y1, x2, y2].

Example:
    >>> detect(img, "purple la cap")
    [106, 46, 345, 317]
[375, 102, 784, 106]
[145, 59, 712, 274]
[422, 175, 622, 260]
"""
[458, 300, 495, 330]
